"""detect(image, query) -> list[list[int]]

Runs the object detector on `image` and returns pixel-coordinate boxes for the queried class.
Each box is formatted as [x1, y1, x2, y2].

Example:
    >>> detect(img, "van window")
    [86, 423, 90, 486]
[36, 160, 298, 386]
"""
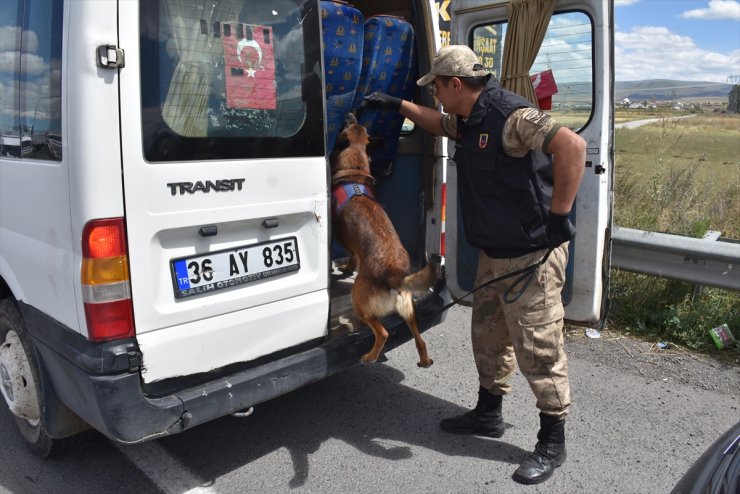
[0, 2, 21, 158]
[0, 0, 63, 161]
[472, 10, 594, 131]
[140, 0, 324, 162]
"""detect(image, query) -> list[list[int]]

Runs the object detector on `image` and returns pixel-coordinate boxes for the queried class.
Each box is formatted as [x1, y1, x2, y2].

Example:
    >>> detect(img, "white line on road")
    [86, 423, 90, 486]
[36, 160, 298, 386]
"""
[117, 441, 219, 494]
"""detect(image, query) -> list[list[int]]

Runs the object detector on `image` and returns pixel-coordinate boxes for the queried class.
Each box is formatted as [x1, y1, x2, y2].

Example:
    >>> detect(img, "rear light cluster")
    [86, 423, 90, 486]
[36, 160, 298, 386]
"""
[81, 218, 135, 341]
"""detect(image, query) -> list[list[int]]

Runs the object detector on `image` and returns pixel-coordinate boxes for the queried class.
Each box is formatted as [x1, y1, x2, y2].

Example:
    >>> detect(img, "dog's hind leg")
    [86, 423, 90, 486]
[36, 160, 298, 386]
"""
[358, 316, 389, 364]
[352, 278, 389, 364]
[396, 291, 434, 368]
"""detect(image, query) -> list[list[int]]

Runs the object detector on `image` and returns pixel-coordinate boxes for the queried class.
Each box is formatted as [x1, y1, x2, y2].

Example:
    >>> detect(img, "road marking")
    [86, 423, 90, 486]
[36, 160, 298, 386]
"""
[118, 441, 218, 494]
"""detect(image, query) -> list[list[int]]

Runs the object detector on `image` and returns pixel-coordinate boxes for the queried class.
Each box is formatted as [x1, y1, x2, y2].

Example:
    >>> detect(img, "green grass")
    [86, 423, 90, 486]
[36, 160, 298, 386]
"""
[609, 111, 740, 357]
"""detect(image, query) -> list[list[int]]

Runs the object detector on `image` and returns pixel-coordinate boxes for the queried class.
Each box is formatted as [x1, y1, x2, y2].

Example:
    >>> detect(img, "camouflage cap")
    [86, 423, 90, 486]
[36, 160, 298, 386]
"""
[417, 45, 488, 86]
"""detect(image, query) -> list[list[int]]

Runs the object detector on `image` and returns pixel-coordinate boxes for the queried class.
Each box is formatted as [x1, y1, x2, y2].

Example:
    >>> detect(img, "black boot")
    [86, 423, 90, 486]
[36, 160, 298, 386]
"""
[513, 413, 567, 485]
[439, 386, 504, 438]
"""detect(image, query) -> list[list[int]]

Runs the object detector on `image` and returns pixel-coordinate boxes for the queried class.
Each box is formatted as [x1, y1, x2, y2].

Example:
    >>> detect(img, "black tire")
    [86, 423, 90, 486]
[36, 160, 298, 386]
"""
[0, 298, 83, 457]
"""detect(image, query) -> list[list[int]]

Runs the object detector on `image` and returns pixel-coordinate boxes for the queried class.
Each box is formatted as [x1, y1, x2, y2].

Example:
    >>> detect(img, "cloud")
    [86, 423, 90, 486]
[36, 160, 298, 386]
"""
[615, 25, 740, 81]
[615, 0, 641, 5]
[0, 81, 19, 130]
[0, 27, 19, 51]
[682, 0, 740, 20]
[534, 14, 594, 83]
[0, 52, 18, 73]
[20, 53, 47, 76]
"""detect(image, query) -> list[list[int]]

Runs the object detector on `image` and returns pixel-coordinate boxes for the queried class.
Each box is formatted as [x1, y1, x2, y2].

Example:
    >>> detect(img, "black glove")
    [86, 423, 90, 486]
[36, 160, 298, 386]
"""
[546, 212, 576, 247]
[361, 92, 402, 112]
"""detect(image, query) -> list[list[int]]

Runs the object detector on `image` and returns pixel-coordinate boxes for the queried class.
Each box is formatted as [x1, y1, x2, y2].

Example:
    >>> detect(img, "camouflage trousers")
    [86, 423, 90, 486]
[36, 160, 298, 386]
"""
[471, 244, 571, 418]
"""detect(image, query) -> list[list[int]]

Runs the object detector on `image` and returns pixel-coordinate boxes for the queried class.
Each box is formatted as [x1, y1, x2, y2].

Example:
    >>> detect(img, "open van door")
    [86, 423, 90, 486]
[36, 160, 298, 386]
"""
[446, 0, 613, 325]
[117, 0, 330, 384]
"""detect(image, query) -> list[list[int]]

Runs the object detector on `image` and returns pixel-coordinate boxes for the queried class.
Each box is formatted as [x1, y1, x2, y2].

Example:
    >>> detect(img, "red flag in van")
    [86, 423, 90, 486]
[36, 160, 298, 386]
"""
[223, 23, 277, 110]
[530, 69, 557, 110]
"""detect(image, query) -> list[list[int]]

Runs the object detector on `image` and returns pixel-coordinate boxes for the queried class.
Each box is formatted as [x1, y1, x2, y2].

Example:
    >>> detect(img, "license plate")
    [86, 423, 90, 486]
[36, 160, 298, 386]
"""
[170, 237, 300, 299]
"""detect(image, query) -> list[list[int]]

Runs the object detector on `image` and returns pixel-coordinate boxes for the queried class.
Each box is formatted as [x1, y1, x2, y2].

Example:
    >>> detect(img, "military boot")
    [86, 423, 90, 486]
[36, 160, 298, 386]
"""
[439, 386, 504, 438]
[512, 412, 567, 485]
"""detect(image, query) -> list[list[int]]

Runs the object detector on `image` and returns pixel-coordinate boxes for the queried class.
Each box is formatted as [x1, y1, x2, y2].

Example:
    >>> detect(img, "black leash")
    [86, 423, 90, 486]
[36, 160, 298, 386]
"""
[420, 247, 555, 321]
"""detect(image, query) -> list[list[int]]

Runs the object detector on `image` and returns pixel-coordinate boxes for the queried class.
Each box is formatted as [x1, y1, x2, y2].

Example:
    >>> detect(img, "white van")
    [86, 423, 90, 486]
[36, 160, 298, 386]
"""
[0, 0, 612, 456]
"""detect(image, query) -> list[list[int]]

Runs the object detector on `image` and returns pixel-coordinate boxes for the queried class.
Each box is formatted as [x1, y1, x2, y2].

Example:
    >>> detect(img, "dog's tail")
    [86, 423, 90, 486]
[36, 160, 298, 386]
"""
[400, 256, 440, 297]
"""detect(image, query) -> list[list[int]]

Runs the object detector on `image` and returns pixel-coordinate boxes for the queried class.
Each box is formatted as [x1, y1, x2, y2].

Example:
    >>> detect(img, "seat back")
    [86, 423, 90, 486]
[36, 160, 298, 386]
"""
[353, 15, 417, 175]
[320, 1, 364, 154]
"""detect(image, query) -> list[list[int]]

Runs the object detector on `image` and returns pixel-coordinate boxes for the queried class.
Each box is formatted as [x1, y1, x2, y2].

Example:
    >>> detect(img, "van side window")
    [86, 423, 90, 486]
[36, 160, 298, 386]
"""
[140, 0, 324, 162]
[21, 0, 63, 161]
[0, 0, 63, 161]
[472, 10, 594, 131]
[0, 1, 23, 158]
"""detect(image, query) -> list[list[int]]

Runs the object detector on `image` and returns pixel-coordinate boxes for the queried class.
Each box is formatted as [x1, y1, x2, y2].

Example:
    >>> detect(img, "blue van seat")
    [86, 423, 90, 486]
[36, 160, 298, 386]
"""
[320, 1, 364, 154]
[353, 15, 417, 175]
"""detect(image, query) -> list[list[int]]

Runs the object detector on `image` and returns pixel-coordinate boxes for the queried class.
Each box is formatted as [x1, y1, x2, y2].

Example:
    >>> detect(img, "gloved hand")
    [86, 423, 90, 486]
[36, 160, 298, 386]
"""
[546, 212, 576, 247]
[361, 92, 402, 112]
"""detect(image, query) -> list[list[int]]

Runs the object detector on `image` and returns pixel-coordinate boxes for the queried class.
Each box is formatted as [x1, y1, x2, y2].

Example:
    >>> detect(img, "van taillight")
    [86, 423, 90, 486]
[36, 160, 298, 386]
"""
[81, 218, 134, 341]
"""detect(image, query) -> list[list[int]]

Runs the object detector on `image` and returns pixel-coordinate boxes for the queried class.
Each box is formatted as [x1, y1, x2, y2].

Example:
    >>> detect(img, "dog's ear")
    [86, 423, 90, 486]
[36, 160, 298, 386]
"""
[335, 129, 350, 148]
[329, 131, 350, 170]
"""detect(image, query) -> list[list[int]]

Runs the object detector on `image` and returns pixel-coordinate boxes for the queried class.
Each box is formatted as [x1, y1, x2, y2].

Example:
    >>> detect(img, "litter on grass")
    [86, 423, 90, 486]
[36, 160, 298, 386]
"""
[709, 323, 735, 350]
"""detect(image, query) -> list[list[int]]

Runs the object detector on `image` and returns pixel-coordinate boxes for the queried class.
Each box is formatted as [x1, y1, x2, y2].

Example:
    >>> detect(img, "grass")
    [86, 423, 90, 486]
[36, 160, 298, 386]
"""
[609, 110, 740, 357]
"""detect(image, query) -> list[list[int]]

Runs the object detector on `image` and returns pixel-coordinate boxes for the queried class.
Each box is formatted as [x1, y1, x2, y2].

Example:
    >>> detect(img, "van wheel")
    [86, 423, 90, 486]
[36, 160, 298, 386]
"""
[0, 299, 80, 457]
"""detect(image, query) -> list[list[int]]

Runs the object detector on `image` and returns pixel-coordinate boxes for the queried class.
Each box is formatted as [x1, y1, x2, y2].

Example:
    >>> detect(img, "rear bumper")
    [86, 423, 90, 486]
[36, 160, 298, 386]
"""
[21, 291, 448, 444]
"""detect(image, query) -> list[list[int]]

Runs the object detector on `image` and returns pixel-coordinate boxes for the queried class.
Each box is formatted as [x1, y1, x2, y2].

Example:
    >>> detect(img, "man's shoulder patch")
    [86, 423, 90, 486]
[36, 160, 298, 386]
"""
[520, 107, 553, 129]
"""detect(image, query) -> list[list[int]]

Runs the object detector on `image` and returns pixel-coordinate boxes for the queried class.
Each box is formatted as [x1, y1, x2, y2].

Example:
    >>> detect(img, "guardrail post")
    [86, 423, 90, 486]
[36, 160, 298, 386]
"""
[691, 231, 723, 301]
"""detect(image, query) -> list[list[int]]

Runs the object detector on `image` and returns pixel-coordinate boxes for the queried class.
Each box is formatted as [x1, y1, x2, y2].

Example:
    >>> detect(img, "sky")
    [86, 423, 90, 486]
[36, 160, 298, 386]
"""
[615, 0, 740, 82]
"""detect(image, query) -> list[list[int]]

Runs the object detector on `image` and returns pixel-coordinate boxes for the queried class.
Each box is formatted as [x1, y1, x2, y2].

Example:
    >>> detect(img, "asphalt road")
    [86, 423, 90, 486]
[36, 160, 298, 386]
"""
[1, 304, 738, 494]
[615, 114, 696, 129]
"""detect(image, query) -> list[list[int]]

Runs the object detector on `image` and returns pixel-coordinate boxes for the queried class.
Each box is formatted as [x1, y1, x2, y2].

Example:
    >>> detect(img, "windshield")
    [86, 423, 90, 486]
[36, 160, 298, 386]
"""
[140, 0, 324, 162]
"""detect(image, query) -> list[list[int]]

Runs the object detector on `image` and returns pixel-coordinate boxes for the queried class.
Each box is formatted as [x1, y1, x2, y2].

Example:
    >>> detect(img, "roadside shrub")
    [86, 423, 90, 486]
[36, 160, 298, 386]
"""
[611, 114, 740, 355]
[609, 272, 739, 353]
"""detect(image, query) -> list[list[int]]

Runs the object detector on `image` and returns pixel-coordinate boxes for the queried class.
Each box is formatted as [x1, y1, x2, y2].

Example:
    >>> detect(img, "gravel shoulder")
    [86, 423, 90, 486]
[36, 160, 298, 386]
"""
[565, 326, 740, 395]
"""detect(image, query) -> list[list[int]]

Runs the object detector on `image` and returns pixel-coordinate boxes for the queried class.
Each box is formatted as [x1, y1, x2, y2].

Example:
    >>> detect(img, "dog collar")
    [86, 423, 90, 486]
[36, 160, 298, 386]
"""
[332, 182, 375, 218]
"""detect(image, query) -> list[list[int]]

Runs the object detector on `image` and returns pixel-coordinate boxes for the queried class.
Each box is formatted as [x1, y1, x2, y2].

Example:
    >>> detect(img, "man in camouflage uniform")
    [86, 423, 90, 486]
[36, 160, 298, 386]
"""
[363, 45, 585, 485]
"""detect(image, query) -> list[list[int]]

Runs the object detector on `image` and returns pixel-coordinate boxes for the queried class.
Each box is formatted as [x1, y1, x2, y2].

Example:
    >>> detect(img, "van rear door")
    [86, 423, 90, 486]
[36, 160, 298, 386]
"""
[117, 0, 329, 383]
[446, 0, 613, 325]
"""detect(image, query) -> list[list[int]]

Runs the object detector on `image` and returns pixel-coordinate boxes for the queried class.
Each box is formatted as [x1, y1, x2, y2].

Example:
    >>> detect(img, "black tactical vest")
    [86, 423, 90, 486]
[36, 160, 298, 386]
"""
[454, 77, 554, 258]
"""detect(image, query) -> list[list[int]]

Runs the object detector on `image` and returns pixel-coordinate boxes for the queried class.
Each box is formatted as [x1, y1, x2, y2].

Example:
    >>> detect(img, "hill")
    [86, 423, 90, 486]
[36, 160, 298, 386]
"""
[615, 79, 733, 101]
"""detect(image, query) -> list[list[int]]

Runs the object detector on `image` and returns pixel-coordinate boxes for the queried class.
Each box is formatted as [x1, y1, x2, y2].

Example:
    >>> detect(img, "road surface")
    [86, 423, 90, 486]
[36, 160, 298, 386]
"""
[1, 305, 738, 493]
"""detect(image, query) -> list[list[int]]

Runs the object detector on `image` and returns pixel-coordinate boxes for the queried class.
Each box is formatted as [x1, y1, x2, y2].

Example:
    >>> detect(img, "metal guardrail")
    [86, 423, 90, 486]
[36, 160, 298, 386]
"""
[611, 227, 740, 291]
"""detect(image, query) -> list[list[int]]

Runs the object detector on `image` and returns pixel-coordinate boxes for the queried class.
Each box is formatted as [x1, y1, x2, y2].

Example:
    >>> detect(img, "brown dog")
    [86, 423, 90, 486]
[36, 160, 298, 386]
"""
[331, 113, 436, 367]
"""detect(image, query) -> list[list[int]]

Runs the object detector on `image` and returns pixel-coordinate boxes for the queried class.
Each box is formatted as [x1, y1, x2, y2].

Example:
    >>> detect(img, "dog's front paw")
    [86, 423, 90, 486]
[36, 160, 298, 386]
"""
[361, 352, 378, 364]
[417, 358, 434, 368]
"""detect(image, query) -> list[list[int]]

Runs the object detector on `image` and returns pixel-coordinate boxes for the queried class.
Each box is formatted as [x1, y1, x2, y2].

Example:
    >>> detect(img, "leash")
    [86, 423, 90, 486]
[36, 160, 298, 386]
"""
[420, 247, 555, 321]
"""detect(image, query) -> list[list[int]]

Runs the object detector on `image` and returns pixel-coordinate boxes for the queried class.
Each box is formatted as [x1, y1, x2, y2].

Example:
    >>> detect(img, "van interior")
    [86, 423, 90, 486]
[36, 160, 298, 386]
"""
[320, 0, 440, 335]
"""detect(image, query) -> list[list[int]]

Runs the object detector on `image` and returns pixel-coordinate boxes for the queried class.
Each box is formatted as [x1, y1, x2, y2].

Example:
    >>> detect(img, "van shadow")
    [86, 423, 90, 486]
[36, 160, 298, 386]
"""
[0, 408, 162, 494]
[156, 362, 530, 488]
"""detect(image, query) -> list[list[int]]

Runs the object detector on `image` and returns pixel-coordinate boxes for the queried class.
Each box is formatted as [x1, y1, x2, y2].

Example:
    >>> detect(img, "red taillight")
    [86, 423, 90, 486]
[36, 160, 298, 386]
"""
[81, 218, 135, 341]
[83, 300, 134, 341]
[83, 220, 126, 258]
